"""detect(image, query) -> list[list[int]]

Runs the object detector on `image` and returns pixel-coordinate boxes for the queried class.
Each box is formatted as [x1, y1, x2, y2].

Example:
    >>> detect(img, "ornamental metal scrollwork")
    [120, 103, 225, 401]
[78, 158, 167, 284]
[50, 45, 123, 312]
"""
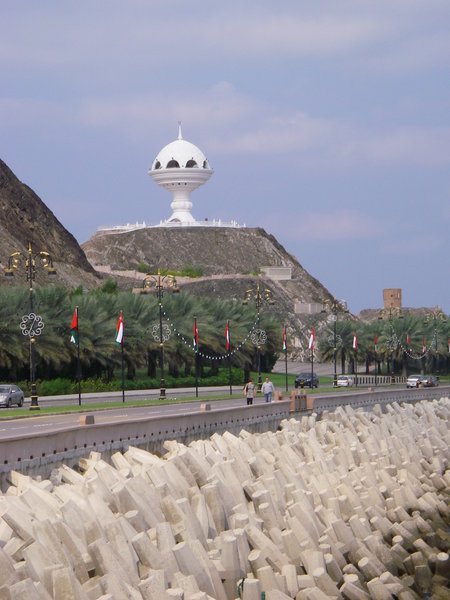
[20, 313, 44, 338]
[327, 333, 343, 348]
[385, 335, 398, 351]
[251, 328, 267, 346]
[151, 322, 171, 343]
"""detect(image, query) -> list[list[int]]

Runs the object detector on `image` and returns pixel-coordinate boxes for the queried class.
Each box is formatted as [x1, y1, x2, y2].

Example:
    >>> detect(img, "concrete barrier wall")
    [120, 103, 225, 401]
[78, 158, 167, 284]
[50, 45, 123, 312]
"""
[0, 400, 291, 489]
[1, 385, 449, 488]
[310, 384, 450, 414]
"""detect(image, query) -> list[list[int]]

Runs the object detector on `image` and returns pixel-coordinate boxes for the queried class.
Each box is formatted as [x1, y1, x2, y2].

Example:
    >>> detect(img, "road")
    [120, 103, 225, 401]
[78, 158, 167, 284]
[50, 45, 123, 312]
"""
[0, 385, 379, 440]
[0, 392, 288, 440]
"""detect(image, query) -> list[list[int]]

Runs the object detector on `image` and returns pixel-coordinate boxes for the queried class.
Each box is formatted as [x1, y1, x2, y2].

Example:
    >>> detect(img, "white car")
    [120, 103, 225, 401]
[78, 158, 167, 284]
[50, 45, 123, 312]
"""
[406, 374, 426, 388]
[337, 375, 354, 387]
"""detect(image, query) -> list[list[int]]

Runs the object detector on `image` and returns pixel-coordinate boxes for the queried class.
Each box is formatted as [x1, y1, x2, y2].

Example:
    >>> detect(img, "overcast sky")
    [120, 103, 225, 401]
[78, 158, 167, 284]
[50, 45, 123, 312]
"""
[1, 1, 449, 315]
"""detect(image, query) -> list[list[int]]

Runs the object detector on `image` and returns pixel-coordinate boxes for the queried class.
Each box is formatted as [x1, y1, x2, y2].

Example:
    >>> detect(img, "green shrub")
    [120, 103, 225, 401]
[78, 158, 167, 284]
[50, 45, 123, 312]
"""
[39, 378, 76, 396]
[181, 265, 204, 278]
[136, 262, 150, 273]
[16, 367, 245, 397]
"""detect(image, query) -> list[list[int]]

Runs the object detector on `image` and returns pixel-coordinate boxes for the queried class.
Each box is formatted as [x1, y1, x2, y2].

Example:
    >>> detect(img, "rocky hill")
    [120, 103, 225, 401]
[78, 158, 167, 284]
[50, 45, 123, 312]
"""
[83, 227, 339, 358]
[0, 159, 99, 289]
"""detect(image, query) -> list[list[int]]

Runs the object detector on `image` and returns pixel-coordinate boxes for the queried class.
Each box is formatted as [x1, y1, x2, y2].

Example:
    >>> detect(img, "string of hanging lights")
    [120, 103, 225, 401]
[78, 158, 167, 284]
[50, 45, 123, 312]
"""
[160, 304, 259, 361]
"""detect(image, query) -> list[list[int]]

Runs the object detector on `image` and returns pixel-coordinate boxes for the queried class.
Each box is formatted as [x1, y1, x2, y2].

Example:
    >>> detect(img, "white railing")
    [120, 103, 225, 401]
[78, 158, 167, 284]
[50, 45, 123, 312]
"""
[97, 218, 245, 233]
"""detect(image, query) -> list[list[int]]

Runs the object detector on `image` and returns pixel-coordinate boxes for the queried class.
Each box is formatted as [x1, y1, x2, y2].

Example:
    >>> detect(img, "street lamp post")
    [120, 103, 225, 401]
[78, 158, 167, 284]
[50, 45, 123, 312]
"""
[142, 269, 179, 400]
[4, 241, 56, 410]
[424, 308, 447, 379]
[322, 297, 348, 387]
[243, 283, 274, 392]
[378, 307, 402, 384]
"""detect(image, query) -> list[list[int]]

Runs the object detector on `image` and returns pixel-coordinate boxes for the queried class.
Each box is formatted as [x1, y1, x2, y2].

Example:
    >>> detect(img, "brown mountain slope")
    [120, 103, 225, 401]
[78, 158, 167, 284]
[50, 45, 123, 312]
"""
[0, 159, 99, 289]
[83, 226, 337, 358]
[83, 226, 327, 296]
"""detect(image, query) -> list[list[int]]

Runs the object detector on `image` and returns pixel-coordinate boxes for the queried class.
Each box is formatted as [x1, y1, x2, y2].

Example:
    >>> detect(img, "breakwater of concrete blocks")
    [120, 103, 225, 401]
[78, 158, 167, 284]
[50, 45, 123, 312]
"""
[0, 397, 449, 599]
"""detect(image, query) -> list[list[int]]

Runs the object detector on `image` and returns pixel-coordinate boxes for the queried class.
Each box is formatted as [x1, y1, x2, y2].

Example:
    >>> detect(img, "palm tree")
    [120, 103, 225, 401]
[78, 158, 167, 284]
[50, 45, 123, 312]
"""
[33, 286, 73, 378]
[0, 286, 29, 380]
[319, 320, 354, 374]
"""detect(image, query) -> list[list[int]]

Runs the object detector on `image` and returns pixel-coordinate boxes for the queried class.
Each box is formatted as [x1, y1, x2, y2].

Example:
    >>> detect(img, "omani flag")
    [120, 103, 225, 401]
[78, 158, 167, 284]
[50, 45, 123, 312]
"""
[70, 308, 78, 345]
[308, 328, 315, 350]
[116, 310, 124, 345]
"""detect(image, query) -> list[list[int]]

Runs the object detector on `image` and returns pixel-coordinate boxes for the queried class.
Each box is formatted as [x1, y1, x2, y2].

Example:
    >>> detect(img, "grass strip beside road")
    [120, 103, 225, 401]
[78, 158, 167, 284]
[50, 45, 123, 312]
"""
[1, 376, 429, 419]
[0, 393, 246, 418]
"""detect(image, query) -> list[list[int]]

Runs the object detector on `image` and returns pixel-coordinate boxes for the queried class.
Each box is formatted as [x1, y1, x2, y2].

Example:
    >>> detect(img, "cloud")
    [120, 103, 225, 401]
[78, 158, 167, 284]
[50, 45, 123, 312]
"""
[339, 127, 450, 168]
[380, 234, 443, 256]
[268, 209, 386, 243]
[1, 2, 448, 75]
[4, 87, 448, 171]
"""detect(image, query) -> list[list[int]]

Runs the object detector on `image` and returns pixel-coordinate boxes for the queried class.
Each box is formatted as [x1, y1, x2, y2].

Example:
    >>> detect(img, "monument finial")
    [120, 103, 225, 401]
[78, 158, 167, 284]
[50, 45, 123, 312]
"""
[178, 121, 182, 140]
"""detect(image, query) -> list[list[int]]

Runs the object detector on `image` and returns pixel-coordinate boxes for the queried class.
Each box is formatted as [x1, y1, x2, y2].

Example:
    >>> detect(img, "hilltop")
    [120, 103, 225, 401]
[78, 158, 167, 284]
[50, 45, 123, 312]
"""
[0, 159, 99, 289]
[82, 226, 337, 358]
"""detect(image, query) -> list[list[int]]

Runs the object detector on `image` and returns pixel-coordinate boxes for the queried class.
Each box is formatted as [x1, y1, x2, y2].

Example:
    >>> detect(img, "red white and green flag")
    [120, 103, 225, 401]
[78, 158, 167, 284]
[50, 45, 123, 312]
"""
[374, 334, 378, 353]
[70, 308, 79, 345]
[308, 328, 315, 350]
[116, 310, 124, 346]
[422, 338, 427, 354]
[224, 321, 230, 351]
[193, 318, 199, 351]
[282, 326, 287, 352]
[407, 333, 411, 346]
[353, 331, 358, 349]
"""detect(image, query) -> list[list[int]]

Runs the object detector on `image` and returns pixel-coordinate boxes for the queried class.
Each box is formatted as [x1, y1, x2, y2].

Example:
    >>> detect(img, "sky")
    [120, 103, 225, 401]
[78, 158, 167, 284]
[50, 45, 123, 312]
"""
[1, 1, 449, 315]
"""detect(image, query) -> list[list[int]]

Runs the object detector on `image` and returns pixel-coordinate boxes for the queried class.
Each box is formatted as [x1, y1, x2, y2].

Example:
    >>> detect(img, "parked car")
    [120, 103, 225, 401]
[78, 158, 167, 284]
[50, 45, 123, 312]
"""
[0, 385, 25, 408]
[406, 374, 427, 388]
[422, 375, 439, 387]
[337, 375, 354, 387]
[294, 373, 319, 388]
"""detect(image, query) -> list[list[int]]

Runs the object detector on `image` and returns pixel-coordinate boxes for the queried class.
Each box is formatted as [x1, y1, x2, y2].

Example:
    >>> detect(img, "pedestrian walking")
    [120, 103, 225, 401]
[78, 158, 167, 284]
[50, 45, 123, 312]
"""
[244, 379, 255, 405]
[261, 377, 274, 403]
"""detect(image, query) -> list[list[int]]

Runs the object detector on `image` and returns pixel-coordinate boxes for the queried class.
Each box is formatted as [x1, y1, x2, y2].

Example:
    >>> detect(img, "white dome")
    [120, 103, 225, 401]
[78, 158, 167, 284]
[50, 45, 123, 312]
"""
[148, 124, 213, 225]
[151, 125, 212, 171]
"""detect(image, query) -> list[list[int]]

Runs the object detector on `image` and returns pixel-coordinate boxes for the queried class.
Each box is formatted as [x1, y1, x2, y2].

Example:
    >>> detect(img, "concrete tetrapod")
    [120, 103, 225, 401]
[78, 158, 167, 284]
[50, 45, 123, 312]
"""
[0, 397, 448, 598]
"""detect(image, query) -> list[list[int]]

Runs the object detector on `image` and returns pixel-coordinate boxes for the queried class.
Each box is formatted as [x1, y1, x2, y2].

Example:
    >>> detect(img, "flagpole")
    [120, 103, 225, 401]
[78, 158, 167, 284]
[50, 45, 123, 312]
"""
[355, 345, 358, 387]
[374, 336, 378, 387]
[284, 326, 288, 392]
[195, 350, 199, 397]
[121, 337, 125, 403]
[226, 321, 232, 395]
[374, 352, 377, 387]
[194, 317, 199, 398]
[76, 306, 81, 406]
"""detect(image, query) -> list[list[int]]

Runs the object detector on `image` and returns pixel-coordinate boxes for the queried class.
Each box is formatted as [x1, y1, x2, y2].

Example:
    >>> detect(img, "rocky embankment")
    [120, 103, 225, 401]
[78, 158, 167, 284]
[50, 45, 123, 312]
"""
[0, 398, 449, 599]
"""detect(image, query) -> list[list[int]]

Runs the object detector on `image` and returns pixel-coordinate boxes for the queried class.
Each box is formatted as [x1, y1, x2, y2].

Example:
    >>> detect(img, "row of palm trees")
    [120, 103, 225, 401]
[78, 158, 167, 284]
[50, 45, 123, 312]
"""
[1, 283, 448, 384]
[0, 284, 281, 383]
[318, 314, 449, 376]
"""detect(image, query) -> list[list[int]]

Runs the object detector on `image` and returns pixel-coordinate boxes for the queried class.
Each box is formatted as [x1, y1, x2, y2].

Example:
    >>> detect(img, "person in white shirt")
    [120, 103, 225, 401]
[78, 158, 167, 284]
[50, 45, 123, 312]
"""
[261, 377, 274, 403]
[244, 379, 255, 405]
